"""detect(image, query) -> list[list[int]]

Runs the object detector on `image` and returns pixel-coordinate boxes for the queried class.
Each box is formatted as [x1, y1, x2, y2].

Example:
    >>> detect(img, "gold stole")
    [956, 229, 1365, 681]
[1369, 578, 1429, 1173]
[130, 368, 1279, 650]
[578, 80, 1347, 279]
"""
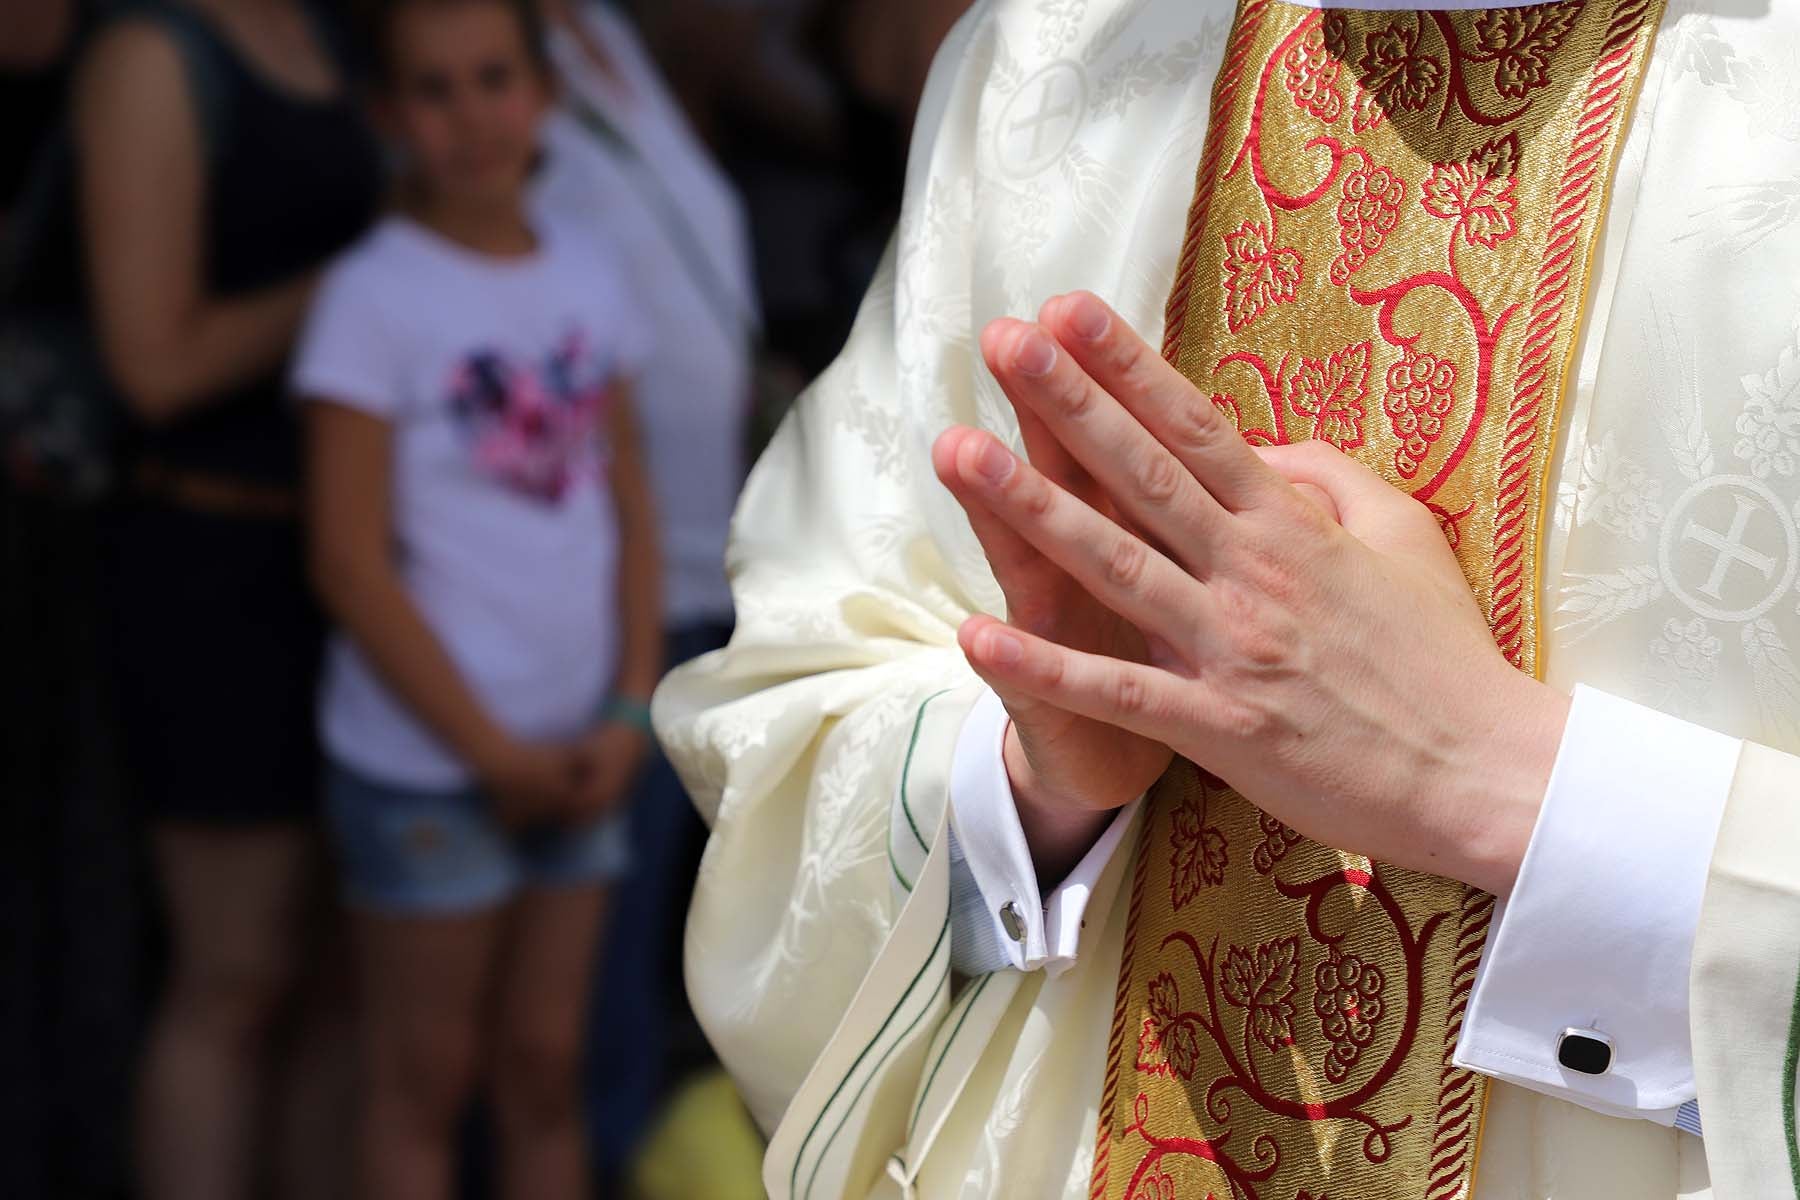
[1092, 1, 1664, 1197]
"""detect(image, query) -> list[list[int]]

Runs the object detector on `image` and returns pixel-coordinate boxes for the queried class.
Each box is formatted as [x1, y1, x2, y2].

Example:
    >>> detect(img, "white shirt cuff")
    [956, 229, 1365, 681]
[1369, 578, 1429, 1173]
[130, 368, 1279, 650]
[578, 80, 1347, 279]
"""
[1452, 684, 1742, 1124]
[946, 687, 1139, 976]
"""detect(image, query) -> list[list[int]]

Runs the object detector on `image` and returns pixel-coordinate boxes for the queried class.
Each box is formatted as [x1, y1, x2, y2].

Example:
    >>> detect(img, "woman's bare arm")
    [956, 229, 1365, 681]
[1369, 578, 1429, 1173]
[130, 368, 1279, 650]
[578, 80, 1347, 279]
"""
[75, 23, 317, 424]
[0, 0, 74, 70]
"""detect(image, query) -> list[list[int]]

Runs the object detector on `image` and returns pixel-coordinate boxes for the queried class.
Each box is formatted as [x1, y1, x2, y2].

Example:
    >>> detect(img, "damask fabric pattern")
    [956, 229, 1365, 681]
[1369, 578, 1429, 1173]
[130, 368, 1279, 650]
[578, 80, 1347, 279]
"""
[1097, 0, 1661, 1196]
[653, 0, 1800, 1196]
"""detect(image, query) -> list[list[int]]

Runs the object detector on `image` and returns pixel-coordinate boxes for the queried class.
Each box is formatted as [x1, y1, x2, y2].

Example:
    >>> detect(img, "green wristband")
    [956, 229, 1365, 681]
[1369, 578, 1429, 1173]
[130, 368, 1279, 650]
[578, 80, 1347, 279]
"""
[602, 695, 655, 736]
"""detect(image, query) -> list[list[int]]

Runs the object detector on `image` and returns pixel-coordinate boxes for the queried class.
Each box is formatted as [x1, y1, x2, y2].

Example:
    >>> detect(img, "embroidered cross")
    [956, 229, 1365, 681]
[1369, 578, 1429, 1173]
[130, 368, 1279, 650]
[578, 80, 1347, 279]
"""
[1682, 494, 1779, 600]
[1010, 77, 1075, 158]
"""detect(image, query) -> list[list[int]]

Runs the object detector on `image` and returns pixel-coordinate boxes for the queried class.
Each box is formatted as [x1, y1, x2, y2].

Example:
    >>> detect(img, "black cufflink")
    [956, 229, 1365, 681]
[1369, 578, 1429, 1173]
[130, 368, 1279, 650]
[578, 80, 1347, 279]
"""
[1557, 1027, 1614, 1076]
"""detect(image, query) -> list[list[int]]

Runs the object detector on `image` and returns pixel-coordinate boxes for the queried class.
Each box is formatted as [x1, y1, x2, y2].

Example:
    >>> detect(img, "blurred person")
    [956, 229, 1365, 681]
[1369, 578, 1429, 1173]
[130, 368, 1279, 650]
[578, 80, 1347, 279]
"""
[626, 0, 887, 383]
[2, 7, 131, 1197]
[833, 0, 972, 129]
[529, 0, 754, 1175]
[71, 0, 382, 1197]
[625, 0, 840, 156]
[0, 0, 81, 233]
[295, 1, 660, 1196]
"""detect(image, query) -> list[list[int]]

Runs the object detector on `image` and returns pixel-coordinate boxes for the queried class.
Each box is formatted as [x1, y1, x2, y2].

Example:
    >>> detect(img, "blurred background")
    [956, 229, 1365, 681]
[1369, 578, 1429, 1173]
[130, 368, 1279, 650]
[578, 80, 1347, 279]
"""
[0, 0, 971, 1196]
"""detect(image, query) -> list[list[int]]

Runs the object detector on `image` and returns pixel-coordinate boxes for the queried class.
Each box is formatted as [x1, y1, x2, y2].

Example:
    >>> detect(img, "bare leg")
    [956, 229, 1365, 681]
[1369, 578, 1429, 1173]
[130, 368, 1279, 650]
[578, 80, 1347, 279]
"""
[491, 885, 611, 1200]
[353, 905, 504, 1200]
[135, 825, 315, 1200]
[271, 909, 358, 1200]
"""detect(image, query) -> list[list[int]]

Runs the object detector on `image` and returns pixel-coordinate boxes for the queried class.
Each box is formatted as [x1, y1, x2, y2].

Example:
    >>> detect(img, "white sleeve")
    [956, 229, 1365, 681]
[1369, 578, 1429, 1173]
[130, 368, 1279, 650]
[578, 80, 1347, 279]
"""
[290, 257, 405, 419]
[946, 687, 1140, 976]
[1452, 684, 1742, 1130]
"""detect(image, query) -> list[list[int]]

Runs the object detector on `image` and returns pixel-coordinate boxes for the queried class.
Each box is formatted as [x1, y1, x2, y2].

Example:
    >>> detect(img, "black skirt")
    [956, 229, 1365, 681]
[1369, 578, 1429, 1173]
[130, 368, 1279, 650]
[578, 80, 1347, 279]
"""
[107, 500, 322, 825]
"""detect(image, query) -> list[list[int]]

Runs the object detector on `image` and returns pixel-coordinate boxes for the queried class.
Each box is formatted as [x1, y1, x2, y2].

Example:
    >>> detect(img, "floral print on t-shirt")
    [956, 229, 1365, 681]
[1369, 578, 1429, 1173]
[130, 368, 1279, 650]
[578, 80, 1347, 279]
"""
[447, 327, 619, 504]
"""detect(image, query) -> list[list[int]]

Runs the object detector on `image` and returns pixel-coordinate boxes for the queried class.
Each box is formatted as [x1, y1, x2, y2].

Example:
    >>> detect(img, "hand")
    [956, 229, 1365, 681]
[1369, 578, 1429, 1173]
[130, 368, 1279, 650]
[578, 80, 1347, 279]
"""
[567, 720, 650, 825]
[476, 737, 585, 831]
[933, 312, 1175, 885]
[938, 292, 1570, 897]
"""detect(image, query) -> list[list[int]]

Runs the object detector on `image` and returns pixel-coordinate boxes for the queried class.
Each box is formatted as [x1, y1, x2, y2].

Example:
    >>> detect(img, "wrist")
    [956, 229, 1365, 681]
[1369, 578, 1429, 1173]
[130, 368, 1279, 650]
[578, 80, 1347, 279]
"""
[601, 693, 656, 738]
[1004, 722, 1115, 888]
[1447, 669, 1570, 897]
[465, 724, 520, 779]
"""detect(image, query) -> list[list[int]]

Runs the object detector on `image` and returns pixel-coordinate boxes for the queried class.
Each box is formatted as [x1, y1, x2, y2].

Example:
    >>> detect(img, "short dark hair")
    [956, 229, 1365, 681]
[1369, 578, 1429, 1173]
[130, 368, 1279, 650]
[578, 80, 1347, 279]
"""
[363, 0, 552, 87]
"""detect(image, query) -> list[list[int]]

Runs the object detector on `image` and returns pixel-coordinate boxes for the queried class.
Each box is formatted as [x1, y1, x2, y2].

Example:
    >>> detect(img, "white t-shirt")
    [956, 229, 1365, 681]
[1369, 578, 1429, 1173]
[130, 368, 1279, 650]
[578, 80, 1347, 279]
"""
[292, 215, 651, 789]
[533, 4, 756, 625]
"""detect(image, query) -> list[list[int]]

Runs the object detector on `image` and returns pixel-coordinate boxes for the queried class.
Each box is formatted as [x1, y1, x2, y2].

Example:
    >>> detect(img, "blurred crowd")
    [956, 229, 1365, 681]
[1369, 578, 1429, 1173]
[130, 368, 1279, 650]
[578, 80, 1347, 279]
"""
[0, 1, 969, 1198]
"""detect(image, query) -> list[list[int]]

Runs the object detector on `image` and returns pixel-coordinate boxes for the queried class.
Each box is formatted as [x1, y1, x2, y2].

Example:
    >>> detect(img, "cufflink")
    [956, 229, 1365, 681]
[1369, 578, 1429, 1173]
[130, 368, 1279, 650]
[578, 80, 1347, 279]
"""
[998, 900, 1027, 943]
[1556, 1027, 1613, 1076]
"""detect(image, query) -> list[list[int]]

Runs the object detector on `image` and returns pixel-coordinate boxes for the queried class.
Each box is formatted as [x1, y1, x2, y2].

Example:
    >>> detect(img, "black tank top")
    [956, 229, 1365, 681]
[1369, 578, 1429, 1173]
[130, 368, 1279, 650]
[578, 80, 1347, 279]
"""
[131, 4, 383, 488]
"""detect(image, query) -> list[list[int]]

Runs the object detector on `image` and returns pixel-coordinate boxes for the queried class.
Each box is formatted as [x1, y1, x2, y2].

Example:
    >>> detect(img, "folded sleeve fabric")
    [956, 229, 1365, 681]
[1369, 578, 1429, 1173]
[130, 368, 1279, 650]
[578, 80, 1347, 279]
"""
[1688, 738, 1800, 1192]
[946, 686, 1139, 977]
[1452, 684, 1742, 1125]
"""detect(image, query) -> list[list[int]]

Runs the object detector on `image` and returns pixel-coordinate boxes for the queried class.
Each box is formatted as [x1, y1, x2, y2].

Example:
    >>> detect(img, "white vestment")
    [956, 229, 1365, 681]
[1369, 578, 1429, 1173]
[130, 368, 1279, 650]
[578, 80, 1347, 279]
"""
[655, 0, 1800, 1194]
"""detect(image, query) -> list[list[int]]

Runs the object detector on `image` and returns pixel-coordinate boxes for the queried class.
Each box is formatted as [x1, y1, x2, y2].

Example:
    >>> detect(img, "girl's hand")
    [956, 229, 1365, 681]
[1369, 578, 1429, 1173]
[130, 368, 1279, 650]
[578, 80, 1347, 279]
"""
[567, 721, 649, 826]
[939, 292, 1570, 897]
[932, 314, 1174, 885]
[477, 738, 584, 830]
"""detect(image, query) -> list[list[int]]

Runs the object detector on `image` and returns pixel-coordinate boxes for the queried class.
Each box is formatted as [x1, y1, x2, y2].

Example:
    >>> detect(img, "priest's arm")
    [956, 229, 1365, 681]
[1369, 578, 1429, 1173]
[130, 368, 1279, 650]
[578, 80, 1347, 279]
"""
[930, 292, 1800, 1198]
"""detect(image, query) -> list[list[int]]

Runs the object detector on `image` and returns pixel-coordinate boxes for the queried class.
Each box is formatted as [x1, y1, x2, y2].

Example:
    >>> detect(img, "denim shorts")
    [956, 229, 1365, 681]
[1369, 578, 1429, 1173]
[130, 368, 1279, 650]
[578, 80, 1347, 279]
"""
[325, 759, 631, 915]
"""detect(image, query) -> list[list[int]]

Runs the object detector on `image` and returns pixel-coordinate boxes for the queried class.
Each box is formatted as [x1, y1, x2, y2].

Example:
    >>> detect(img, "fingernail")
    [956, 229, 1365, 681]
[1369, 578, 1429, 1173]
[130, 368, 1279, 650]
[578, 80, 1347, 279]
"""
[980, 627, 1023, 665]
[1067, 293, 1109, 340]
[974, 437, 1014, 484]
[1014, 330, 1056, 377]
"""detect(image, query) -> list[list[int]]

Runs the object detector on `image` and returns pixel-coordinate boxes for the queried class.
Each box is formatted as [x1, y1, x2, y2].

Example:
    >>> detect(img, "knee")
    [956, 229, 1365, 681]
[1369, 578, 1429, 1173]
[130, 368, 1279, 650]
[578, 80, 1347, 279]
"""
[164, 944, 301, 1053]
[366, 1023, 483, 1137]
[492, 1023, 585, 1131]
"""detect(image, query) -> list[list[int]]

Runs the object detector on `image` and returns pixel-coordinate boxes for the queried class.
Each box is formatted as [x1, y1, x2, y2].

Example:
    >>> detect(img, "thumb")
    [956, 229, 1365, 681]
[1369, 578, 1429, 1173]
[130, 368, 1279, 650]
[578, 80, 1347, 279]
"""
[1253, 441, 1444, 554]
[958, 614, 1065, 731]
[1254, 441, 1395, 513]
[1291, 481, 1340, 524]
